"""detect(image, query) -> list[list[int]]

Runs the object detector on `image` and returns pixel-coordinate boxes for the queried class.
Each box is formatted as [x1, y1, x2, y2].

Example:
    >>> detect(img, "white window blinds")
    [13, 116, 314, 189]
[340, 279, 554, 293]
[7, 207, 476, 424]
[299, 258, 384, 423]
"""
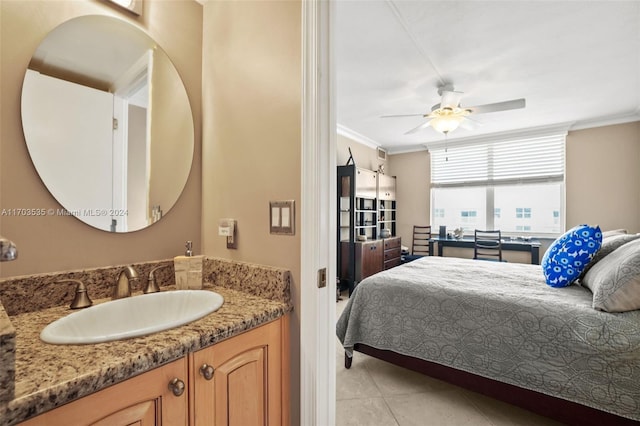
[431, 133, 566, 188]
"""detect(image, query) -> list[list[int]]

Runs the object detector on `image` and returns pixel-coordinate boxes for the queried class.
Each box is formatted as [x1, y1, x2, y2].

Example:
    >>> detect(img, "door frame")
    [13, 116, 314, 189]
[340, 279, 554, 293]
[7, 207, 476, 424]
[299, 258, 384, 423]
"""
[300, 0, 336, 425]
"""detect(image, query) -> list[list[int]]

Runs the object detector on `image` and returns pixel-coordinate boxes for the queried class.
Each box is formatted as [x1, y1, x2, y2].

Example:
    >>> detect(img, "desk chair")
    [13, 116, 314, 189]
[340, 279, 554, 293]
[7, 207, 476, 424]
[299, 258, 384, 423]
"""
[403, 225, 431, 263]
[474, 229, 503, 261]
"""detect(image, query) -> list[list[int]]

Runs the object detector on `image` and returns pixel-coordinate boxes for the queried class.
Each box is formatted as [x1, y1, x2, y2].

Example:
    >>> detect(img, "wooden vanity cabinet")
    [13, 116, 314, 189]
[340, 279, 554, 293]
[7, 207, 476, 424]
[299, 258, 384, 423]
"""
[19, 357, 189, 426]
[190, 316, 290, 426]
[18, 316, 290, 426]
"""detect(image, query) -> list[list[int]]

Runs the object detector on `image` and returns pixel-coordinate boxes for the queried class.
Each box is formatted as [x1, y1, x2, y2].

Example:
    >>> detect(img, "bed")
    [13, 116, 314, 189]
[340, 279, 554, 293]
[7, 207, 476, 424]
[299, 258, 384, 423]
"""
[336, 255, 640, 425]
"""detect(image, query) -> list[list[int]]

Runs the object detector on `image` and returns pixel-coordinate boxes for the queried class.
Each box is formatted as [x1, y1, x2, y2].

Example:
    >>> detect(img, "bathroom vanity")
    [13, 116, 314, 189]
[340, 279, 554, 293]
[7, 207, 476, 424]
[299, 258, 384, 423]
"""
[0, 258, 292, 426]
[18, 315, 288, 426]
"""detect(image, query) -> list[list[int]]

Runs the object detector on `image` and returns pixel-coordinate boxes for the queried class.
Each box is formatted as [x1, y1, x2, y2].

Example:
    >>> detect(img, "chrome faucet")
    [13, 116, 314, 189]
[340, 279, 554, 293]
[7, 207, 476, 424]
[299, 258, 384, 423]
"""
[113, 266, 139, 299]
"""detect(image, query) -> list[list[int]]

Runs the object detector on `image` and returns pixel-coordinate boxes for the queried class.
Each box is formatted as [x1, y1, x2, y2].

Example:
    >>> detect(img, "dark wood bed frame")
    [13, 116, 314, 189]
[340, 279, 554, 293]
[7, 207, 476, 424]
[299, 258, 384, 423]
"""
[346, 344, 639, 426]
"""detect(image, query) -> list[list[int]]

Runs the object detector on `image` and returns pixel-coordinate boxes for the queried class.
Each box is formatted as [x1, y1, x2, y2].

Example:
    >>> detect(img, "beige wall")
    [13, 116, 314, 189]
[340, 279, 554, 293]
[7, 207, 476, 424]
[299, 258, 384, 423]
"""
[201, 1, 301, 423]
[337, 133, 384, 171]
[387, 150, 430, 251]
[566, 121, 640, 232]
[0, 0, 203, 277]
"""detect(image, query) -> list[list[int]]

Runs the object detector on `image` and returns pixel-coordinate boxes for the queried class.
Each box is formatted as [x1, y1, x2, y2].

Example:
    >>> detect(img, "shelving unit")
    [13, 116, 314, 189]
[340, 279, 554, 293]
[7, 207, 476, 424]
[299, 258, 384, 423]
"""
[378, 200, 396, 236]
[337, 165, 401, 294]
[377, 174, 397, 237]
[338, 165, 377, 293]
[378, 174, 400, 269]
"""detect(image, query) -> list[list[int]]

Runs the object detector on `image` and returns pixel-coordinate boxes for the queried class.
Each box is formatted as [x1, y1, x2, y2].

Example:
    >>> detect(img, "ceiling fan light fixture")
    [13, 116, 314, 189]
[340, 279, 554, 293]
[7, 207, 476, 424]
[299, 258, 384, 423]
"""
[385, 86, 525, 137]
[431, 115, 464, 134]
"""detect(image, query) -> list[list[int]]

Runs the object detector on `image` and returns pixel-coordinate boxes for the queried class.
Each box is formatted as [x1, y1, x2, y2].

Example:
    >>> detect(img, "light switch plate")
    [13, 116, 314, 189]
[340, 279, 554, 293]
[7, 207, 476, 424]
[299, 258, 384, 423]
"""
[270, 200, 295, 235]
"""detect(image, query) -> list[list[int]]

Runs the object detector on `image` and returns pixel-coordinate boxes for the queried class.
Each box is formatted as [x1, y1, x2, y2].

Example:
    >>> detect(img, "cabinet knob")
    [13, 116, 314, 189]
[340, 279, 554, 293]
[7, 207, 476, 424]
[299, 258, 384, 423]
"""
[200, 363, 215, 380]
[168, 377, 186, 397]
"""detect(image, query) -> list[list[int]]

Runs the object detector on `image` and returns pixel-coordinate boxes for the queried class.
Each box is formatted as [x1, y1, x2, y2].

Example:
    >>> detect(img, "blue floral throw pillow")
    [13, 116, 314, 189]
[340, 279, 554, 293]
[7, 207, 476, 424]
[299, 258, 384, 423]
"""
[542, 224, 602, 288]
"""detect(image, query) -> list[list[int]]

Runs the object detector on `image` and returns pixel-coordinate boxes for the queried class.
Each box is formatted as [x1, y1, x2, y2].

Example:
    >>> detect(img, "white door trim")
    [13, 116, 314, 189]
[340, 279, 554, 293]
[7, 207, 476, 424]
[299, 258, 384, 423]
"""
[300, 0, 336, 425]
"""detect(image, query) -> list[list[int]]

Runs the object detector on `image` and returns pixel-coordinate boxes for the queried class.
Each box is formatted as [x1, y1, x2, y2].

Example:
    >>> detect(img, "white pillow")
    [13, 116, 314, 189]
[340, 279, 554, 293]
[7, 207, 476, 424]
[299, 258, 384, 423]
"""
[582, 238, 640, 312]
[580, 233, 640, 278]
[602, 229, 628, 238]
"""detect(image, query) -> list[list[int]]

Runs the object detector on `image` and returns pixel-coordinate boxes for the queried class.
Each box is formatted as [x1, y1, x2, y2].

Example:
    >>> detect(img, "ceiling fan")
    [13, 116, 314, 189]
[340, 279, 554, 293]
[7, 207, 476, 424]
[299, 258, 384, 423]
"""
[382, 84, 526, 135]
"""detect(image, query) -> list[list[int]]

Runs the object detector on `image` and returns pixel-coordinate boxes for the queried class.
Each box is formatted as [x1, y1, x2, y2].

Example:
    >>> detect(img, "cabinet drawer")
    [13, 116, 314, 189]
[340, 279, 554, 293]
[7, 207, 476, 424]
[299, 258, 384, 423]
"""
[384, 258, 402, 270]
[384, 247, 401, 261]
[384, 237, 401, 250]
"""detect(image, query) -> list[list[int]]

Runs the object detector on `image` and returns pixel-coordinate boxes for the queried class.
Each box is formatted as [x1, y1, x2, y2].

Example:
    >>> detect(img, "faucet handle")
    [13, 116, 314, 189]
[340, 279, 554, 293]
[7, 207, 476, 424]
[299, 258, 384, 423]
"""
[145, 265, 168, 294]
[58, 279, 93, 309]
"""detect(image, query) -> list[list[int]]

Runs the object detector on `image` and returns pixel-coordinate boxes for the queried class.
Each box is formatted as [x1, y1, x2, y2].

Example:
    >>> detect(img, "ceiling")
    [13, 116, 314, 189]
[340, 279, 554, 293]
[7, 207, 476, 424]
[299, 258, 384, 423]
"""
[336, 1, 640, 153]
[30, 16, 154, 91]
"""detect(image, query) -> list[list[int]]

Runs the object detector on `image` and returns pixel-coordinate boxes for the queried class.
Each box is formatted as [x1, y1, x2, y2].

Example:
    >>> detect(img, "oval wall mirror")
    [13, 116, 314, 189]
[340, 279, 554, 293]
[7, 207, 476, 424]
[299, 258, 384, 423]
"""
[21, 15, 194, 233]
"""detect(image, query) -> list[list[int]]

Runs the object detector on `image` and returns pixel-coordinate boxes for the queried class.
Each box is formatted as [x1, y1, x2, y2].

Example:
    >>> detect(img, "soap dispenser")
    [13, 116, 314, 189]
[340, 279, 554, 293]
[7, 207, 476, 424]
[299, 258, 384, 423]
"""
[174, 241, 204, 290]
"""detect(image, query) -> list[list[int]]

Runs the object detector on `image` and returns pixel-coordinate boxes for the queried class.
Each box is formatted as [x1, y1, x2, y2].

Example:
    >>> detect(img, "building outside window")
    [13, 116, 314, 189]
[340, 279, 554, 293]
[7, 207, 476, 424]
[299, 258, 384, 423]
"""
[460, 210, 477, 224]
[430, 130, 566, 236]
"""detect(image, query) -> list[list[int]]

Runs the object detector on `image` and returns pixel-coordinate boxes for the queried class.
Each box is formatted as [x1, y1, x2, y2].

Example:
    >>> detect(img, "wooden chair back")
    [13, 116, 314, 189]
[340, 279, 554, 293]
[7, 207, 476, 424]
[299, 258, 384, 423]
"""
[474, 229, 502, 261]
[412, 225, 432, 256]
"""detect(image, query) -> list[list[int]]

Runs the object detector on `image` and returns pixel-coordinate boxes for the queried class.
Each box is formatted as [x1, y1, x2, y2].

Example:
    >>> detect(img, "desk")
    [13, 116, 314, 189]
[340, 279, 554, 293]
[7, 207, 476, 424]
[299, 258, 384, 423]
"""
[429, 237, 541, 265]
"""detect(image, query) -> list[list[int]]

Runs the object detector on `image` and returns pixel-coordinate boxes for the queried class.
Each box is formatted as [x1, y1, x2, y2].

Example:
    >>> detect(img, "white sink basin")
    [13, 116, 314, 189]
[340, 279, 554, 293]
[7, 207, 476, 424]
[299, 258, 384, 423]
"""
[40, 290, 224, 345]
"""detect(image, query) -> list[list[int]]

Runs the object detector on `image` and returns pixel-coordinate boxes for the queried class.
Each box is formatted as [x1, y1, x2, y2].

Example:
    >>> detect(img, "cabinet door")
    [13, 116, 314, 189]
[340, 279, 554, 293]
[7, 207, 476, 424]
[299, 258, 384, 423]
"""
[355, 168, 377, 199]
[377, 174, 396, 201]
[19, 358, 188, 426]
[360, 240, 383, 279]
[191, 317, 287, 426]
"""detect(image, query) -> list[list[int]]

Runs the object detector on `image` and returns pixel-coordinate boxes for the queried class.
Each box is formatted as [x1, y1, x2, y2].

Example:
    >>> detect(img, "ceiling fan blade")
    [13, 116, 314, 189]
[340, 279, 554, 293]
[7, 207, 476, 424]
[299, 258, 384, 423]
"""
[440, 90, 464, 109]
[465, 98, 526, 115]
[404, 119, 432, 135]
[381, 113, 425, 118]
[458, 116, 481, 131]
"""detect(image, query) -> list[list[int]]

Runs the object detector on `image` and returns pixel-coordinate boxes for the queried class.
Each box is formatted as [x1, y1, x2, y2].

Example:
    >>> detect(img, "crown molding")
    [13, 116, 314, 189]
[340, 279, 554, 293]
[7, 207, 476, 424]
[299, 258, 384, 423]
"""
[336, 124, 380, 149]
[338, 112, 640, 155]
[569, 111, 640, 131]
[385, 145, 429, 155]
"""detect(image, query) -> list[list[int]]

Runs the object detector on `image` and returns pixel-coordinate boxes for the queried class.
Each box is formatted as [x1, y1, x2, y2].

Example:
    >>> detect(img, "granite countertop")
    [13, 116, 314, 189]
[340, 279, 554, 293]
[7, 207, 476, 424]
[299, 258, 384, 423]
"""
[0, 285, 291, 426]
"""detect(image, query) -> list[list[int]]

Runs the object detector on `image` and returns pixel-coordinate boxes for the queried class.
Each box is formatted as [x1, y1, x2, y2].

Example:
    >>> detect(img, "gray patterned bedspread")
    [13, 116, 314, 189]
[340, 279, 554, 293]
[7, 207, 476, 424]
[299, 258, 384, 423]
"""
[336, 256, 640, 421]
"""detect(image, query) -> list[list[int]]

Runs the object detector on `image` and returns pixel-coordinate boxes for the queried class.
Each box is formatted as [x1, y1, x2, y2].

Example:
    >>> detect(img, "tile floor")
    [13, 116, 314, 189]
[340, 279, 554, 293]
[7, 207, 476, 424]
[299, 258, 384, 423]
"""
[335, 291, 564, 426]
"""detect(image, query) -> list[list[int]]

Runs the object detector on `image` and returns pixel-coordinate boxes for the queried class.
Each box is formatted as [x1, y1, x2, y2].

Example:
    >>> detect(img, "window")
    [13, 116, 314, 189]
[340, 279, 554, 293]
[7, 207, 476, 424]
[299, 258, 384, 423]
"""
[430, 130, 565, 235]
[460, 210, 477, 224]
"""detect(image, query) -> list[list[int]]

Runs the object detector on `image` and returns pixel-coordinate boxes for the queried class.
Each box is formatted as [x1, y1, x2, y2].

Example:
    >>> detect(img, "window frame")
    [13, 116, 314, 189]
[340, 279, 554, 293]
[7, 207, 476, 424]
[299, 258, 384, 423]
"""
[429, 128, 567, 237]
